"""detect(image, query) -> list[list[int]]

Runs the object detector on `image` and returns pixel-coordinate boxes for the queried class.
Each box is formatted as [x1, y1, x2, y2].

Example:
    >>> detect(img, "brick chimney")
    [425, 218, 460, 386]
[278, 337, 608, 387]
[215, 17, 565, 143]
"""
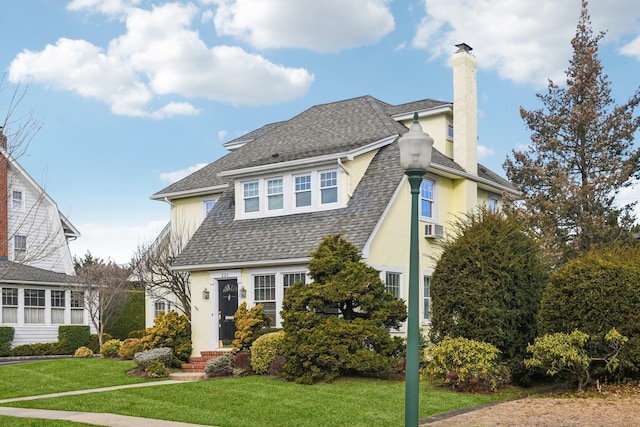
[0, 127, 8, 258]
[451, 43, 478, 174]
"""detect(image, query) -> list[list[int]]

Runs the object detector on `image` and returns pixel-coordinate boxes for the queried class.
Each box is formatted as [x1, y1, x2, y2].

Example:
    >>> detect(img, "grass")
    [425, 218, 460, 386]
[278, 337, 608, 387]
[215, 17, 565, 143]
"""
[0, 416, 97, 426]
[0, 359, 525, 426]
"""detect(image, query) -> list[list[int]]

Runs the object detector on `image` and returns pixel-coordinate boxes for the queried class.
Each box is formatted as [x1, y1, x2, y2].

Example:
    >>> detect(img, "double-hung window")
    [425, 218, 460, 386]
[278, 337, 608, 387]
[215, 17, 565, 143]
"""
[24, 289, 45, 324]
[154, 300, 170, 319]
[420, 179, 435, 219]
[267, 178, 284, 210]
[294, 175, 311, 207]
[14, 235, 26, 261]
[12, 191, 23, 210]
[243, 181, 259, 213]
[254, 275, 276, 326]
[70, 291, 84, 324]
[204, 199, 216, 216]
[2, 288, 18, 323]
[489, 197, 498, 213]
[283, 272, 306, 295]
[51, 290, 65, 324]
[423, 275, 431, 323]
[385, 272, 401, 298]
[320, 171, 338, 204]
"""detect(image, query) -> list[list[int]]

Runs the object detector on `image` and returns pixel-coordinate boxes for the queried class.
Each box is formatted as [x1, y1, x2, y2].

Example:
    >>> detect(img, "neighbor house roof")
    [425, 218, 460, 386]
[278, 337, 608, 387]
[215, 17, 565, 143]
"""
[0, 258, 78, 286]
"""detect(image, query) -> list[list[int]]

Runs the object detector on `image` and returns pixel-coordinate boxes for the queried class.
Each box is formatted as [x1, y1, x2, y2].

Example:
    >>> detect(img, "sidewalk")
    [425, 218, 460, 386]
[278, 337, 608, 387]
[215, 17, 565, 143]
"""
[0, 380, 216, 427]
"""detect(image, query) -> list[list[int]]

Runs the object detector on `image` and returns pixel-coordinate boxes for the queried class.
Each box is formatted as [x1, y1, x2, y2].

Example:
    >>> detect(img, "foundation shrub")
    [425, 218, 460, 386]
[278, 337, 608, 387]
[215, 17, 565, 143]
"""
[74, 346, 94, 358]
[119, 338, 143, 360]
[251, 331, 285, 375]
[270, 355, 286, 377]
[134, 347, 172, 369]
[9, 342, 64, 356]
[423, 336, 510, 392]
[88, 333, 112, 354]
[0, 326, 14, 356]
[233, 351, 252, 374]
[233, 302, 272, 352]
[101, 339, 122, 358]
[140, 311, 191, 365]
[58, 325, 91, 354]
[205, 353, 234, 377]
[145, 359, 171, 378]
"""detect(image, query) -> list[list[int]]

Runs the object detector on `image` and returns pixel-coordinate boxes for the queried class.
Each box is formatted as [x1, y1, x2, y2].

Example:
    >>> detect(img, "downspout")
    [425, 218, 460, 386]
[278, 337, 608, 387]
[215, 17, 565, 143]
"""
[337, 158, 352, 198]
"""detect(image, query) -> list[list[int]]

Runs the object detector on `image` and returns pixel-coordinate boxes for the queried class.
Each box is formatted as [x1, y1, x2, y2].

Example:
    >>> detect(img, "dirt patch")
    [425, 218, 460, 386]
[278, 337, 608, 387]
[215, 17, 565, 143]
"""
[423, 385, 640, 426]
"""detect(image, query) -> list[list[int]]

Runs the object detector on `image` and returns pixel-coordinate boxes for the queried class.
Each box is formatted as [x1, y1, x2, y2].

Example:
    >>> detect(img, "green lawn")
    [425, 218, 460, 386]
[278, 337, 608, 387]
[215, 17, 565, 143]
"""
[0, 359, 523, 426]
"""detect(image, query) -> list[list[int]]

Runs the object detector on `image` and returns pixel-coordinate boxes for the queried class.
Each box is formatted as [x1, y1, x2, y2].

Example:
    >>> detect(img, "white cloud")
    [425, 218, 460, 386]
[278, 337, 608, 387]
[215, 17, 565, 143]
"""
[412, 0, 640, 86]
[9, 2, 314, 117]
[619, 36, 640, 59]
[477, 145, 494, 161]
[218, 130, 228, 140]
[617, 180, 640, 220]
[66, 0, 140, 16]
[212, 0, 395, 52]
[159, 163, 208, 183]
[69, 219, 167, 265]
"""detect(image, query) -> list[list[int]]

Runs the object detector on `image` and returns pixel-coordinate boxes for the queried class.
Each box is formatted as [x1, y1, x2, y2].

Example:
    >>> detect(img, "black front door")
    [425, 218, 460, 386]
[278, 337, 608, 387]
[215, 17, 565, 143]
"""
[218, 279, 238, 346]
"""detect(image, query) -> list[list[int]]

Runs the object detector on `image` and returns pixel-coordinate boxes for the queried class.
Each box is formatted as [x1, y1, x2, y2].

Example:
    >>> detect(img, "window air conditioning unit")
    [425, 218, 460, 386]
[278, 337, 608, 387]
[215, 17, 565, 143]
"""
[424, 223, 444, 239]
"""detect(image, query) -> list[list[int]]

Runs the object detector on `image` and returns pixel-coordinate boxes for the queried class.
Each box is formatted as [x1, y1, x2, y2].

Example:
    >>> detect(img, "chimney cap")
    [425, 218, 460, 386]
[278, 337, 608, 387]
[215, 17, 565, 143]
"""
[455, 43, 473, 53]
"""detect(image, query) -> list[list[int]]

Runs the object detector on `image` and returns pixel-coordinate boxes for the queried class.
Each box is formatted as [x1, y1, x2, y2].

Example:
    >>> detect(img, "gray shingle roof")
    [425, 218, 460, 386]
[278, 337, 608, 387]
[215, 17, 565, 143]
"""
[0, 259, 77, 285]
[173, 141, 405, 268]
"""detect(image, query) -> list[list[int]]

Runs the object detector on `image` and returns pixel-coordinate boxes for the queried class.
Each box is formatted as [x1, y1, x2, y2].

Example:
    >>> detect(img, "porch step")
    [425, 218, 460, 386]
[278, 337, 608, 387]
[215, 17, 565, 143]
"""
[169, 371, 207, 381]
[181, 350, 231, 373]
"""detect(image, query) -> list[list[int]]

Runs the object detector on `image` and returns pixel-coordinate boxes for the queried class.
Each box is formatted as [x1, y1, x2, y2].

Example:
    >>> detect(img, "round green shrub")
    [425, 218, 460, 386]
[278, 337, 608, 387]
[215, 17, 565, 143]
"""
[145, 359, 171, 378]
[537, 247, 640, 380]
[423, 336, 510, 392]
[251, 331, 285, 375]
[88, 333, 112, 354]
[100, 339, 122, 358]
[119, 338, 143, 360]
[74, 346, 94, 358]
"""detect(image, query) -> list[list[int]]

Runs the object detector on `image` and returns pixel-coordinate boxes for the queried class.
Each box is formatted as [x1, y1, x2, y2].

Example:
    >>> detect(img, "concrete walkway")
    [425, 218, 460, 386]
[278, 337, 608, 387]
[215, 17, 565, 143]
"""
[0, 380, 215, 427]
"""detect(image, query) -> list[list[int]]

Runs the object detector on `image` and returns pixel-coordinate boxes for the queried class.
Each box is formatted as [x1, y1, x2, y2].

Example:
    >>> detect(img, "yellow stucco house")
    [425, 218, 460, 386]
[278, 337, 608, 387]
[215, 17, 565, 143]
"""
[149, 44, 518, 359]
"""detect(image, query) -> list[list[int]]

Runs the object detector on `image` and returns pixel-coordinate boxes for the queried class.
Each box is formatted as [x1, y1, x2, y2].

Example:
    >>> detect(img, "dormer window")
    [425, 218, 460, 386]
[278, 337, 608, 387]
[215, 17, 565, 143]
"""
[236, 168, 342, 219]
[243, 181, 260, 213]
[294, 175, 311, 207]
[267, 178, 284, 210]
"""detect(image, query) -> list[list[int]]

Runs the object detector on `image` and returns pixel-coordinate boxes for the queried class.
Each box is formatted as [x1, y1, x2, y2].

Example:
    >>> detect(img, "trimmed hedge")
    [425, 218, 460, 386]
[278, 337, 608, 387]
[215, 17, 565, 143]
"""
[0, 326, 14, 356]
[58, 325, 91, 354]
[106, 290, 145, 340]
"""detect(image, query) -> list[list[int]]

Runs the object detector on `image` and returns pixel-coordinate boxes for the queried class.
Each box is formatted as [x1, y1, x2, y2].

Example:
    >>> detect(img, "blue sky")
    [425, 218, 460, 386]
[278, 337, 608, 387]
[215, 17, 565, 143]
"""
[1, 0, 639, 264]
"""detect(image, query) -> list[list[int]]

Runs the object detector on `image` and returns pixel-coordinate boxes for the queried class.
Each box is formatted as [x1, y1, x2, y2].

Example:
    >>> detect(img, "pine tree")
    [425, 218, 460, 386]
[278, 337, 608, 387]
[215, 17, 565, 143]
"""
[504, 0, 640, 263]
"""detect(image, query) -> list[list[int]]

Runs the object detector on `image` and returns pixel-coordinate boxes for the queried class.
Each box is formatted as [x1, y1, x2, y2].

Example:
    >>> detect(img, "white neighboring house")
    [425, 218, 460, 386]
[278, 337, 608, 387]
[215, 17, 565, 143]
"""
[0, 130, 92, 347]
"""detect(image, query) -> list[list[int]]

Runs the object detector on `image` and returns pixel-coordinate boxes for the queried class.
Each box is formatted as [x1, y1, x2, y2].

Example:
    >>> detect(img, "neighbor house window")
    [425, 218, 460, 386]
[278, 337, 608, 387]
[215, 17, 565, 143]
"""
[320, 171, 338, 204]
[243, 181, 259, 213]
[489, 197, 498, 213]
[294, 175, 311, 207]
[2, 288, 18, 323]
[70, 291, 84, 324]
[254, 275, 276, 326]
[423, 276, 431, 323]
[154, 300, 170, 319]
[14, 235, 26, 260]
[267, 178, 284, 210]
[420, 179, 435, 219]
[24, 289, 45, 324]
[283, 272, 306, 295]
[51, 290, 65, 324]
[12, 191, 23, 209]
[385, 272, 401, 298]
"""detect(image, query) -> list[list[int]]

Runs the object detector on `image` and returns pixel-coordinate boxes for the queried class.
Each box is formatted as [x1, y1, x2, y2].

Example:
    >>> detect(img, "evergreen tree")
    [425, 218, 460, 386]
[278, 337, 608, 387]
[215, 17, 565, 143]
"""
[281, 235, 406, 384]
[504, 0, 640, 263]
[429, 207, 547, 381]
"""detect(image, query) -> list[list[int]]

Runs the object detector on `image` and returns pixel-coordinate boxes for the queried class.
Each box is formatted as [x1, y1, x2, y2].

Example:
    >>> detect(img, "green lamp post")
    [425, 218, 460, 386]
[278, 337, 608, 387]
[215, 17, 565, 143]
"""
[398, 112, 433, 427]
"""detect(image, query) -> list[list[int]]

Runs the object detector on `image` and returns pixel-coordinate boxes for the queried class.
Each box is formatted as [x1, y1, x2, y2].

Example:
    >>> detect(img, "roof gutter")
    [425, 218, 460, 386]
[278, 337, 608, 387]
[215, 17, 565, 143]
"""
[171, 257, 311, 272]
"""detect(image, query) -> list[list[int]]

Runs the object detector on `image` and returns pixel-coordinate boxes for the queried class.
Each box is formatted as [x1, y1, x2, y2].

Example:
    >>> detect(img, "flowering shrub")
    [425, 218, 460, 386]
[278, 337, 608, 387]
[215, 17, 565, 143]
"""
[251, 331, 285, 375]
[119, 338, 143, 360]
[205, 353, 234, 377]
[134, 347, 172, 369]
[74, 346, 94, 358]
[100, 339, 122, 358]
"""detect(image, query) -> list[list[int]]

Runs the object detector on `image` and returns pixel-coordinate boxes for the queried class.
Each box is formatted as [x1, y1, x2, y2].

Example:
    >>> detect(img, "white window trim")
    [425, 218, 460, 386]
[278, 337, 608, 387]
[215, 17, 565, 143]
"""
[419, 176, 437, 223]
[422, 269, 434, 325]
[376, 266, 406, 333]
[235, 168, 342, 219]
[202, 196, 219, 219]
[11, 190, 24, 211]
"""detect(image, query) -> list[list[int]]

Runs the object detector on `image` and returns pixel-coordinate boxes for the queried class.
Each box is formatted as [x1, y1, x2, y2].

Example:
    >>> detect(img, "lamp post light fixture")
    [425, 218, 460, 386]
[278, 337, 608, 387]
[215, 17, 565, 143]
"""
[398, 112, 434, 427]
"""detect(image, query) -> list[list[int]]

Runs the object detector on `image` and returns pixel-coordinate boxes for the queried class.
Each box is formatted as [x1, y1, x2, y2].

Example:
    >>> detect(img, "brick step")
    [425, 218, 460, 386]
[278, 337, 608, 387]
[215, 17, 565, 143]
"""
[181, 350, 231, 373]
